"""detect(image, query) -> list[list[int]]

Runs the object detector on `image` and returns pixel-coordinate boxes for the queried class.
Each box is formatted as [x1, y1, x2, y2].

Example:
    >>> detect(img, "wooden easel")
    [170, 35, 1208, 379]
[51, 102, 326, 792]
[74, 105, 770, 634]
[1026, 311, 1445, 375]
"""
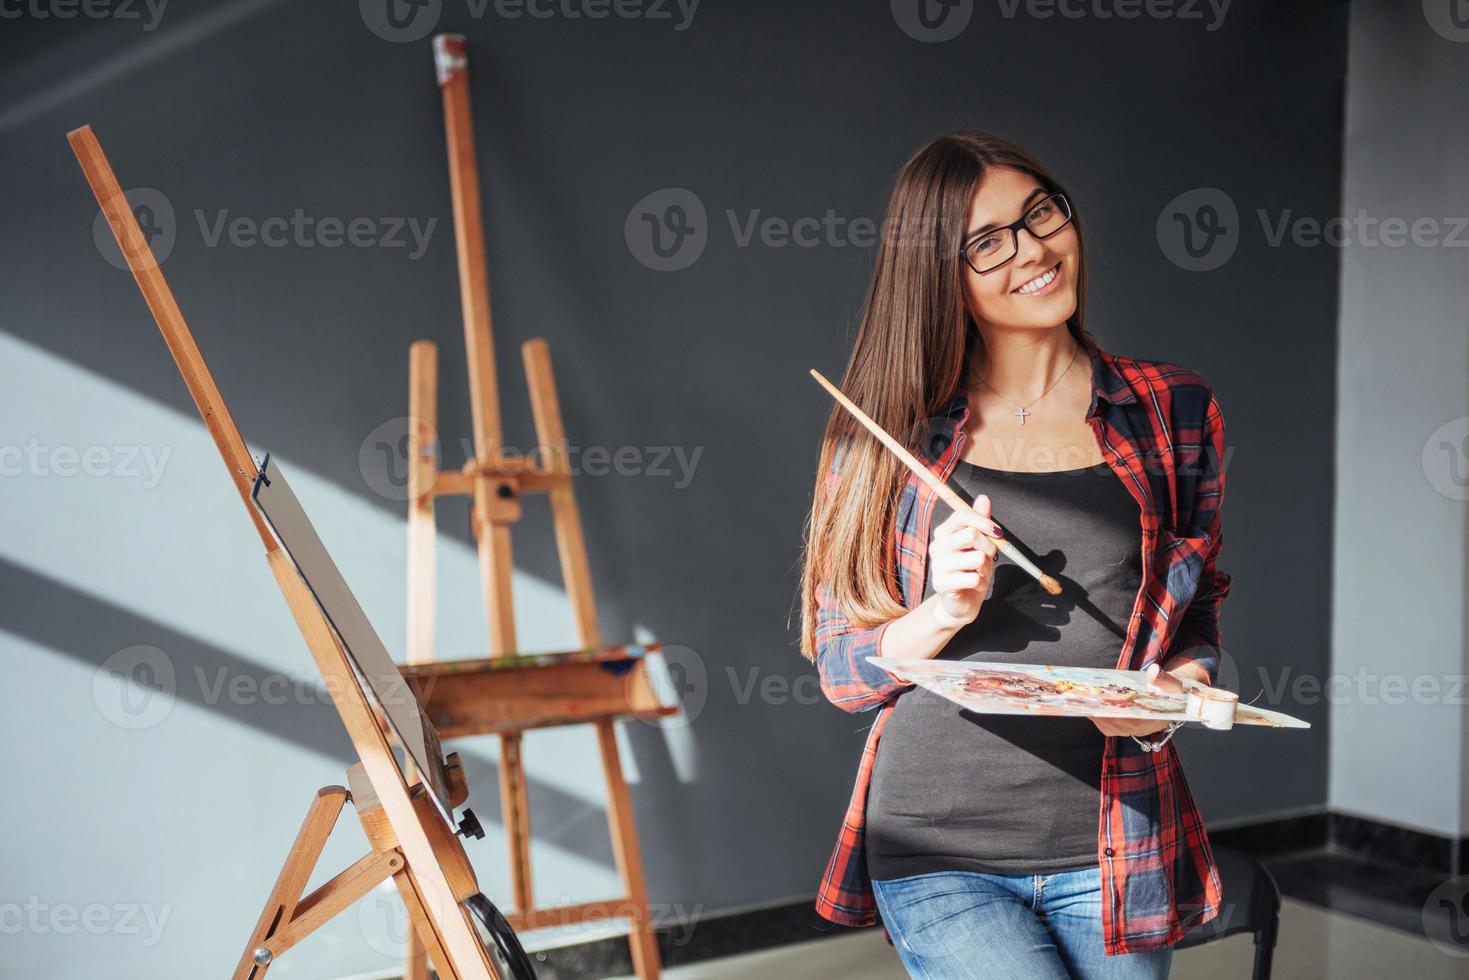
[391, 34, 674, 980]
[70, 125, 532, 980]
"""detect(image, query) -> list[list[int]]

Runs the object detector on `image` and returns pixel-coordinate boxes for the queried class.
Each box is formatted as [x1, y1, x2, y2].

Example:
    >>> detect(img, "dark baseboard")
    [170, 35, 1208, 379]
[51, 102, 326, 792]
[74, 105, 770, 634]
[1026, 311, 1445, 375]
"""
[1328, 811, 1466, 877]
[459, 808, 1466, 978]
[1207, 810, 1331, 861]
[520, 898, 862, 979]
[1209, 809, 1469, 877]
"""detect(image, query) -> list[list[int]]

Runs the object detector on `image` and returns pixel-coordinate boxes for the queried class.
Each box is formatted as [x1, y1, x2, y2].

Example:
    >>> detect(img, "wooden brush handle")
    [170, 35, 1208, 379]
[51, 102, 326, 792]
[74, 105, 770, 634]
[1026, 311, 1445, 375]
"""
[810, 369, 1063, 597]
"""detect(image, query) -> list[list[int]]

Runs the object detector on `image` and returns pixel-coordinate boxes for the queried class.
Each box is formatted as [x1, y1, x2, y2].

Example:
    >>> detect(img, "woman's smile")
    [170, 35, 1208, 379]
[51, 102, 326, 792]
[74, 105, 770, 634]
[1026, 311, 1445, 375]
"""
[1012, 261, 1063, 297]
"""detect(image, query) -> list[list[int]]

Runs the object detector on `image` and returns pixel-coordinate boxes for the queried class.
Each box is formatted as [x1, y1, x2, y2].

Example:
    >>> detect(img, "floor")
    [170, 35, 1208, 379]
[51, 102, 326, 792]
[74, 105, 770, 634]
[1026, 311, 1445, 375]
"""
[1265, 848, 1458, 938]
[607, 898, 1469, 979]
[599, 849, 1469, 979]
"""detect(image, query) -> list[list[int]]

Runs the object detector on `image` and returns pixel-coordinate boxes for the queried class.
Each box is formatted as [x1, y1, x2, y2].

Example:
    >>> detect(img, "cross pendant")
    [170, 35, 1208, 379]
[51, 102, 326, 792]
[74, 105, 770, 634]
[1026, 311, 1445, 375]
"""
[1014, 407, 1029, 425]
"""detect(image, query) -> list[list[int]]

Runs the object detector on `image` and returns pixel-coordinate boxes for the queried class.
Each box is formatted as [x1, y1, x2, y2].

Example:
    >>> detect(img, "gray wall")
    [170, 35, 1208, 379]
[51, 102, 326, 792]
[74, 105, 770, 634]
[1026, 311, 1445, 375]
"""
[1331, 2, 1469, 838]
[1, 1, 1347, 976]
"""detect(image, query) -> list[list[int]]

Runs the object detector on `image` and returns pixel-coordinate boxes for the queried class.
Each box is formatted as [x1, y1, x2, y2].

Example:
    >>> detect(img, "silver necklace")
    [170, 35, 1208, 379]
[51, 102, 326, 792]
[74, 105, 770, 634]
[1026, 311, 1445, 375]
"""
[976, 341, 1081, 425]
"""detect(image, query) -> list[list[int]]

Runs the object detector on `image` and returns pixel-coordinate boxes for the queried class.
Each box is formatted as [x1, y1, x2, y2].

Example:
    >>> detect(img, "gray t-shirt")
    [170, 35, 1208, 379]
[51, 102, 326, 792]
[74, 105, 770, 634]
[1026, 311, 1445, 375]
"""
[865, 457, 1142, 880]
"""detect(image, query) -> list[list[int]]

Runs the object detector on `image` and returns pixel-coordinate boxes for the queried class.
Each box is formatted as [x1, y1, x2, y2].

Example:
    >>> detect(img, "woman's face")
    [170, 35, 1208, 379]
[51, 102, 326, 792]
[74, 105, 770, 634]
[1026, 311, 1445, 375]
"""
[959, 165, 1080, 334]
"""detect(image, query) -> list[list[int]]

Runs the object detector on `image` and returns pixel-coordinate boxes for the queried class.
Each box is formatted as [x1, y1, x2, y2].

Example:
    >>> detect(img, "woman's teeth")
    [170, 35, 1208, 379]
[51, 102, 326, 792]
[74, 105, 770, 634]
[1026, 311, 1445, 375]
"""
[1014, 264, 1060, 295]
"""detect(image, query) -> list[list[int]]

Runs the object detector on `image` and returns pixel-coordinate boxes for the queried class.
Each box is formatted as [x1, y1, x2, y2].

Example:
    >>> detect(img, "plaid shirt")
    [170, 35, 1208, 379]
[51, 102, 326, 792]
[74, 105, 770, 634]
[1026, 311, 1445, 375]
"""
[813, 334, 1229, 955]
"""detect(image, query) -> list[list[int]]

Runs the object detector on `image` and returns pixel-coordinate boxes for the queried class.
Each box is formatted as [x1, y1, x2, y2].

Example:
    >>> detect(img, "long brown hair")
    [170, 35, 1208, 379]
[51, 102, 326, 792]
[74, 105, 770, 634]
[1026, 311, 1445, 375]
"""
[798, 131, 1093, 659]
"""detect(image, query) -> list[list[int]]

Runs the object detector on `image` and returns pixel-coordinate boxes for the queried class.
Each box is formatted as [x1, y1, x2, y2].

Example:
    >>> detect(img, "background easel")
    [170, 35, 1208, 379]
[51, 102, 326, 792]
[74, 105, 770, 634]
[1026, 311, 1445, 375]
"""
[69, 125, 530, 980]
[393, 34, 675, 980]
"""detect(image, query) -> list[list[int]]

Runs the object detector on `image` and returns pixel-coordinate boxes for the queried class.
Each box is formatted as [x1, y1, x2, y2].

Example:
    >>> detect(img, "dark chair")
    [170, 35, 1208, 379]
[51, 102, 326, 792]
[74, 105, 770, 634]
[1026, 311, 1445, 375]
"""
[1174, 846, 1281, 979]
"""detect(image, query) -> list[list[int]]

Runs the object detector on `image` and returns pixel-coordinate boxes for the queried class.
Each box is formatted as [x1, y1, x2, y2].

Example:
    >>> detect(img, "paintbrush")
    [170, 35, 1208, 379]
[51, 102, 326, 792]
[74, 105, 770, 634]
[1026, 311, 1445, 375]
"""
[810, 369, 1064, 597]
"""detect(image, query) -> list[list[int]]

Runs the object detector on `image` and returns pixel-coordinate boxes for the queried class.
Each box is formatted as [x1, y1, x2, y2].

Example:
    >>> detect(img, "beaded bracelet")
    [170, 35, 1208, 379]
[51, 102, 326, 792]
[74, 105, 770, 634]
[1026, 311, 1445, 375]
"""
[1131, 721, 1185, 753]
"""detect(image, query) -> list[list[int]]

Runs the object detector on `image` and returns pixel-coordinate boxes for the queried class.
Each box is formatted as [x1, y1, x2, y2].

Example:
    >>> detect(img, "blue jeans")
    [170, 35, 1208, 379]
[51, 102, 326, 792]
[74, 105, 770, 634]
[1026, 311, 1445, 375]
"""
[871, 867, 1172, 979]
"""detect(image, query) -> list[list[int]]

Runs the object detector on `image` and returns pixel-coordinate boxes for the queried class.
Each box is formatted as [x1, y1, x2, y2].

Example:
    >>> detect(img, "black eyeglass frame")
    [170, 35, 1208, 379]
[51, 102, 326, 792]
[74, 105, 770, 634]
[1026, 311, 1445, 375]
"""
[959, 192, 1074, 275]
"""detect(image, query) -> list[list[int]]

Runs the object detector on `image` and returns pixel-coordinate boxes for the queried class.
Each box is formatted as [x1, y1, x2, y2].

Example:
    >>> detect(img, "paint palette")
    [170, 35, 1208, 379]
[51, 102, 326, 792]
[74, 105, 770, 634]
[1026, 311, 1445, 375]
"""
[868, 657, 1311, 729]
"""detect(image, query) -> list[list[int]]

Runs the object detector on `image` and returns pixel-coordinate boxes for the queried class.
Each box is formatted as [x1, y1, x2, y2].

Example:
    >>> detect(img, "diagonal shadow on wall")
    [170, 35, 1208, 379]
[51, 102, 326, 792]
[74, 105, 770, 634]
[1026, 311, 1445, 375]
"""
[0, 554, 683, 869]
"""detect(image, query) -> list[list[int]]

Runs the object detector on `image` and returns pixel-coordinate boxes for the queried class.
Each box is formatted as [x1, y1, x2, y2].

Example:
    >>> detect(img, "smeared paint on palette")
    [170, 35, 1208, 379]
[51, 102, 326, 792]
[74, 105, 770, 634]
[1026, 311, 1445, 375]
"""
[868, 657, 1310, 729]
[409, 643, 657, 674]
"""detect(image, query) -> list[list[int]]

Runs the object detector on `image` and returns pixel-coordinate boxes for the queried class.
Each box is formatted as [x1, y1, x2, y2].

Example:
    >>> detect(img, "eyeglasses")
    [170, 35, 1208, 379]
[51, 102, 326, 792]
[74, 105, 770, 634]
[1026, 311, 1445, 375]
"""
[959, 192, 1074, 275]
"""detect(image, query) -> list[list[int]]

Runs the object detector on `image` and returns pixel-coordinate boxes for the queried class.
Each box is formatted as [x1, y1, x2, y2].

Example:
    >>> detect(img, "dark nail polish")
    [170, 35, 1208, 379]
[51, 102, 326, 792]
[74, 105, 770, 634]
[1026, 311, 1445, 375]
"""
[991, 525, 1005, 538]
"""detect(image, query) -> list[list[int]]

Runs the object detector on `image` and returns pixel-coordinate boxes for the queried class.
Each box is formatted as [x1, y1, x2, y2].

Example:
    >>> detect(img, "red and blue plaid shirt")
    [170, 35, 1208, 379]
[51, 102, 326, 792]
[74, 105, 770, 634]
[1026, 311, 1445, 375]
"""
[813, 333, 1229, 955]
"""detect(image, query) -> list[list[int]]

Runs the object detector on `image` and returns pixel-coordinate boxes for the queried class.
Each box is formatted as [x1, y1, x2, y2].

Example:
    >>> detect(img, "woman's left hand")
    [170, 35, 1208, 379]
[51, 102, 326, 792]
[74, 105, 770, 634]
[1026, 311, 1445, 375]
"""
[1091, 663, 1186, 737]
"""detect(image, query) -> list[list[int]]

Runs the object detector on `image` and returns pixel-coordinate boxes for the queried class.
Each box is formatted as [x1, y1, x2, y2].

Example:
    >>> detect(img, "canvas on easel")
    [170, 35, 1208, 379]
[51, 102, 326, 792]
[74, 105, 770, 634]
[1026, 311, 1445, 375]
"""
[70, 124, 537, 980]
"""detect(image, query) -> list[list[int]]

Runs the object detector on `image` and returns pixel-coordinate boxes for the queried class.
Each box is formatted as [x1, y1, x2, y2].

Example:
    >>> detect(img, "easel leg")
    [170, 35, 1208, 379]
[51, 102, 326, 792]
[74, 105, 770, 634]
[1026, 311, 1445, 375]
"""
[397, 867, 457, 980]
[233, 787, 347, 979]
[476, 518, 518, 652]
[404, 350, 440, 980]
[500, 731, 534, 913]
[522, 339, 601, 646]
[406, 339, 439, 665]
[405, 931, 431, 980]
[596, 720, 661, 980]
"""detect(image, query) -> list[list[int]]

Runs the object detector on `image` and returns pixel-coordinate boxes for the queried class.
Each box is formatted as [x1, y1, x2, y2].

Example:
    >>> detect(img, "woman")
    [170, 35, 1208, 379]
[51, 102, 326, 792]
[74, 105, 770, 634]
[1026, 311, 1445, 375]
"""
[798, 131, 1231, 979]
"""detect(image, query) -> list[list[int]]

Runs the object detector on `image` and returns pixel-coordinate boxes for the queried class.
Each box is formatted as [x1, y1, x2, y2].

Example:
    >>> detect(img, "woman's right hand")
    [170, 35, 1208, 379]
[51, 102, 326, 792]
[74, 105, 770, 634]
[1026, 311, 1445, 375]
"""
[929, 497, 1001, 628]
